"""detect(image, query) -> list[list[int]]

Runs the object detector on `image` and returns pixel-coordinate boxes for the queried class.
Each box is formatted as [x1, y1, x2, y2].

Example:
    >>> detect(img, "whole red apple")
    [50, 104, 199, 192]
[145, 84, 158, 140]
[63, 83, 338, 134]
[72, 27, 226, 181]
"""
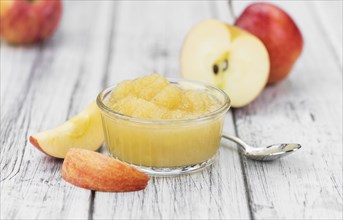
[235, 3, 303, 84]
[0, 0, 62, 44]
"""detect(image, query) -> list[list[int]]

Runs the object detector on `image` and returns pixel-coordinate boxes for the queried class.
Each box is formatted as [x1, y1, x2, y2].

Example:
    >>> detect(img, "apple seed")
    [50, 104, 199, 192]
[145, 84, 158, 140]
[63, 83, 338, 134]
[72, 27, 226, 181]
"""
[213, 64, 219, 75]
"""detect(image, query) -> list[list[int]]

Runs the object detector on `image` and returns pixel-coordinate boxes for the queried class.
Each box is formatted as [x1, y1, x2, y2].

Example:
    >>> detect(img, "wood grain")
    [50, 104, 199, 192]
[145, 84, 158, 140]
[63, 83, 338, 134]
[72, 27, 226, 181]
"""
[0, 0, 342, 219]
[312, 1, 343, 67]
[92, 1, 250, 219]
[217, 1, 343, 219]
[1, 1, 115, 219]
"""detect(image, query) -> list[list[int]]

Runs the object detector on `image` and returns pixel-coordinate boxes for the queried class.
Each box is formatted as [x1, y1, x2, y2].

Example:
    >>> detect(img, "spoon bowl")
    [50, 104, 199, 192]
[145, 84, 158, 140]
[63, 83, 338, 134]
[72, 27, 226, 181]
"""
[222, 133, 301, 161]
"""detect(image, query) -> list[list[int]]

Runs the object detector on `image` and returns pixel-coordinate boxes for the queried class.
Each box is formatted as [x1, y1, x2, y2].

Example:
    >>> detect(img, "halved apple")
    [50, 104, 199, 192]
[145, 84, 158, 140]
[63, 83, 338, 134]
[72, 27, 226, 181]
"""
[181, 19, 270, 107]
[30, 102, 104, 158]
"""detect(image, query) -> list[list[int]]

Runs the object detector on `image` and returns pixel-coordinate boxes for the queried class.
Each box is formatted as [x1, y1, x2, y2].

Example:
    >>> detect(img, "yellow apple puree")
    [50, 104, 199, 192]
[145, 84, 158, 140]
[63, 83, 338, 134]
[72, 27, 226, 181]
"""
[106, 74, 220, 119]
[99, 74, 229, 168]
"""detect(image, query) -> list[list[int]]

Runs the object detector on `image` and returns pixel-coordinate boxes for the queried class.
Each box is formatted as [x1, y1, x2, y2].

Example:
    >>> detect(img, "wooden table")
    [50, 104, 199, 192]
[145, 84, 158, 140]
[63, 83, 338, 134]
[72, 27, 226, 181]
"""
[1, 1, 342, 219]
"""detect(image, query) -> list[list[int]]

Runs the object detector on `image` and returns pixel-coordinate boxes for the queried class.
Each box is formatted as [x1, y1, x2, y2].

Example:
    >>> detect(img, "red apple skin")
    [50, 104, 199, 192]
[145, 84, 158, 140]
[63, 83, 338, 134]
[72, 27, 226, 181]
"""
[62, 148, 150, 192]
[29, 136, 50, 156]
[235, 3, 303, 84]
[0, 0, 62, 44]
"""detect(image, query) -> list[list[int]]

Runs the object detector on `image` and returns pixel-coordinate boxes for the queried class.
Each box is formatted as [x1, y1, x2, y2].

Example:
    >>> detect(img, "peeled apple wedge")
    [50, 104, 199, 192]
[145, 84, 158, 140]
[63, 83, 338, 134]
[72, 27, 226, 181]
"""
[30, 102, 104, 158]
[181, 19, 270, 107]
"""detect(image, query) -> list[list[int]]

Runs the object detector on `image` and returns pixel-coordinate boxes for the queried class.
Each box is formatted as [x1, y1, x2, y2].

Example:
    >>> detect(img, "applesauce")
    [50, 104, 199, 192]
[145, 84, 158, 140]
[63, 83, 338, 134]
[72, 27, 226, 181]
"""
[97, 74, 230, 176]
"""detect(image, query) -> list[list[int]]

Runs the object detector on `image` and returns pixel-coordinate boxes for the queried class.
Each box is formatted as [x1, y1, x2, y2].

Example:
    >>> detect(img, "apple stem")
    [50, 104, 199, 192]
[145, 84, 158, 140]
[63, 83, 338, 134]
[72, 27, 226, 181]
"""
[228, 0, 236, 23]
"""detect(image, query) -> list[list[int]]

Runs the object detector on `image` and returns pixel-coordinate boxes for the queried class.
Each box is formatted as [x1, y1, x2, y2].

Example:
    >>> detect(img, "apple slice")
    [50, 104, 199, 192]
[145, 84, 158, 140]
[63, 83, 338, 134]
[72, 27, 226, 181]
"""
[30, 102, 104, 158]
[181, 19, 270, 107]
[62, 148, 150, 192]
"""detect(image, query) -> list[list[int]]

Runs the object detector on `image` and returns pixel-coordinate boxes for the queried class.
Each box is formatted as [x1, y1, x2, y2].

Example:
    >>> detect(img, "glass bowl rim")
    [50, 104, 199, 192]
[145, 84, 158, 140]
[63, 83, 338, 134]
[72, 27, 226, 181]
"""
[96, 78, 231, 125]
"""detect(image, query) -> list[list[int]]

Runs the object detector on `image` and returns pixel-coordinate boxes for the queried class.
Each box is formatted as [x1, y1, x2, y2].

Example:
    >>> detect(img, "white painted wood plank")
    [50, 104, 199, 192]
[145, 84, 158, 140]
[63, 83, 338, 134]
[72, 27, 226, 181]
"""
[1, 0, 340, 219]
[93, 1, 250, 219]
[215, 1, 343, 219]
[1, 1, 115, 219]
[313, 1, 343, 67]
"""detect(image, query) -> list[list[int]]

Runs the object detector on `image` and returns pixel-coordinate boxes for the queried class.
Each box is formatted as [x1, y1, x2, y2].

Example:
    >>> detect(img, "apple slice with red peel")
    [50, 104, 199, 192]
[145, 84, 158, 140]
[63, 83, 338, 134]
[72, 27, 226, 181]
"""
[62, 148, 150, 192]
[181, 19, 270, 108]
[30, 102, 104, 158]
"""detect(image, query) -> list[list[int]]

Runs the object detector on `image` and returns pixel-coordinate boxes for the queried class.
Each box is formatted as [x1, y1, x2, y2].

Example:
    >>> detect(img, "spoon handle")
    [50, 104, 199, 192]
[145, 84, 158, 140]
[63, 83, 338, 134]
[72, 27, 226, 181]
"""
[221, 133, 250, 152]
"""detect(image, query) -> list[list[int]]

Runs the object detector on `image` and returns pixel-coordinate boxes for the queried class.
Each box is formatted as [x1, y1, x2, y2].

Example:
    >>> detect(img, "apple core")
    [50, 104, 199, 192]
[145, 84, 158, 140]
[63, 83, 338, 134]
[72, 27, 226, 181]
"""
[181, 19, 270, 107]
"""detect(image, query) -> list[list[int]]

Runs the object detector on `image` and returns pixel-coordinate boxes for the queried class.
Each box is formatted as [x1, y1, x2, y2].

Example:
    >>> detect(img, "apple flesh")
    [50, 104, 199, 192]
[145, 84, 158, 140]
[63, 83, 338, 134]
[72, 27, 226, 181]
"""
[30, 102, 104, 158]
[0, 0, 62, 44]
[235, 3, 303, 84]
[62, 148, 150, 192]
[181, 19, 270, 107]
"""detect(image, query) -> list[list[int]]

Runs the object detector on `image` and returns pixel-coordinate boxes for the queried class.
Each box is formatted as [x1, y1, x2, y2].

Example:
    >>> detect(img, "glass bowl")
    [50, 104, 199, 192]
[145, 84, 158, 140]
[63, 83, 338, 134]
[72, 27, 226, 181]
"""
[97, 79, 230, 176]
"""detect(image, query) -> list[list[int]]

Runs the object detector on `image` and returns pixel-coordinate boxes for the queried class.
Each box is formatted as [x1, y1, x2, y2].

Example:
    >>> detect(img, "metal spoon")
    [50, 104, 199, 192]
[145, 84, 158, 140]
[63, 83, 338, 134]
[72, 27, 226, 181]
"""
[222, 133, 301, 161]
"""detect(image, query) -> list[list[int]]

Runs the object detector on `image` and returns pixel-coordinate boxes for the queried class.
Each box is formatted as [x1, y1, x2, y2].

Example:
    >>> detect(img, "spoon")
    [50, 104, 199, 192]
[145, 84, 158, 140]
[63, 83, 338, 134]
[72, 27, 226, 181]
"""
[222, 133, 301, 161]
